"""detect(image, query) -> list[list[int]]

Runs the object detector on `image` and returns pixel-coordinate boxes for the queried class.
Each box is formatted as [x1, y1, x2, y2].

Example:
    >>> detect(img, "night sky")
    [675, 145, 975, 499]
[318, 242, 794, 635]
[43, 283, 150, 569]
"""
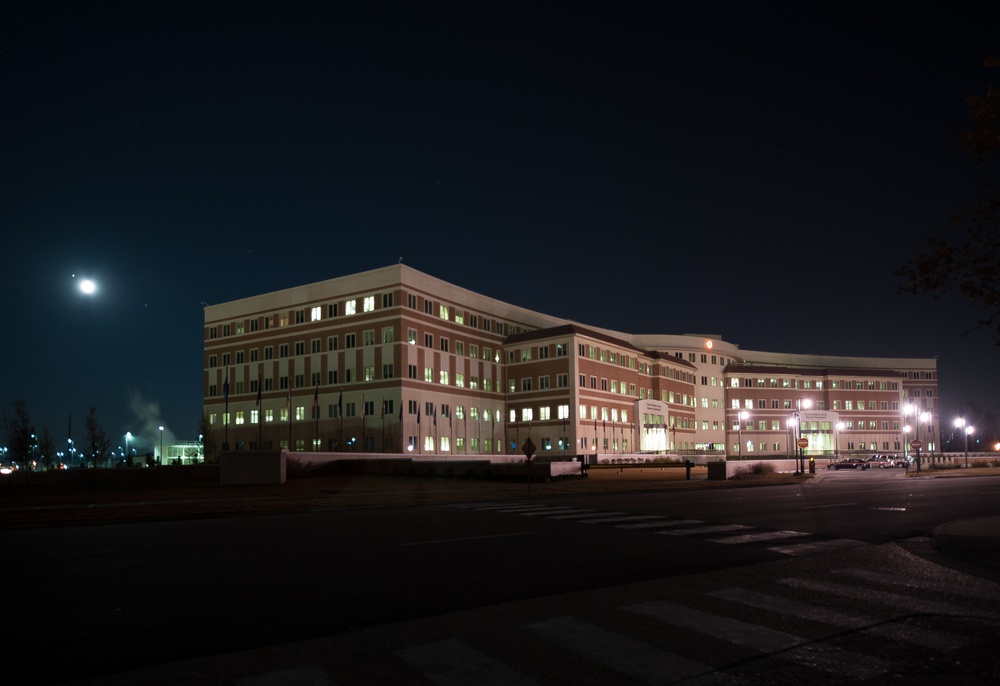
[3, 2, 999, 453]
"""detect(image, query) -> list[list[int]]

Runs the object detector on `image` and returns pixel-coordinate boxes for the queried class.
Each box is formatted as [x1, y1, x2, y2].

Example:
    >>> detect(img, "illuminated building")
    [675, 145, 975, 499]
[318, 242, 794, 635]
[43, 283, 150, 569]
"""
[203, 264, 938, 458]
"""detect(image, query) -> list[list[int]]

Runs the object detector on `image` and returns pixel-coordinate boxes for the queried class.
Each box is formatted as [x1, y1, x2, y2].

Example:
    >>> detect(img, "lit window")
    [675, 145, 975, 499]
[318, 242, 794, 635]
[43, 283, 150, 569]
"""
[345, 300, 356, 315]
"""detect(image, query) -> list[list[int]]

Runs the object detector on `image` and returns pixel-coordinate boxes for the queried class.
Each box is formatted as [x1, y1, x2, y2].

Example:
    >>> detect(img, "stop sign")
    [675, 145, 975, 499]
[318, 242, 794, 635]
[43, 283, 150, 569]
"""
[797, 438, 809, 449]
[910, 439, 922, 450]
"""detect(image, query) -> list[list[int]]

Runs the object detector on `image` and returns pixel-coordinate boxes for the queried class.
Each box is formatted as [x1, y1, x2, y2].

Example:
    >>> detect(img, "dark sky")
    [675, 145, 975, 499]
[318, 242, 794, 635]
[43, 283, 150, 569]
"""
[3, 2, 999, 453]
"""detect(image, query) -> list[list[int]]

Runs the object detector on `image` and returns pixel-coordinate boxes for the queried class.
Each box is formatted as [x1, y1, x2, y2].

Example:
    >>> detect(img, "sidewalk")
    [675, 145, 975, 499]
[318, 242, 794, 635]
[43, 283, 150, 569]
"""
[934, 515, 1000, 571]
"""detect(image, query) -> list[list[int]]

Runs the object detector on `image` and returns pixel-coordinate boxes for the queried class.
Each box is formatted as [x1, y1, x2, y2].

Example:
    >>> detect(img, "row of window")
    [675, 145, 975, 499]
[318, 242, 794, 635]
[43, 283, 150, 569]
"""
[730, 377, 903, 391]
[729, 398, 907, 411]
[732, 440, 928, 453]
[208, 288, 536, 343]
[736, 419, 904, 432]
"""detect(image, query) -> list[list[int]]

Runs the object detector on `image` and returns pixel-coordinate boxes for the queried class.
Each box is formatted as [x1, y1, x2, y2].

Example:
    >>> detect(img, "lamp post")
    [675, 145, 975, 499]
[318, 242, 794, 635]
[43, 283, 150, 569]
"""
[914, 411, 931, 473]
[159, 426, 164, 466]
[954, 417, 973, 468]
[836, 421, 845, 460]
[125, 432, 131, 466]
[793, 399, 812, 475]
[737, 410, 749, 460]
[903, 403, 917, 460]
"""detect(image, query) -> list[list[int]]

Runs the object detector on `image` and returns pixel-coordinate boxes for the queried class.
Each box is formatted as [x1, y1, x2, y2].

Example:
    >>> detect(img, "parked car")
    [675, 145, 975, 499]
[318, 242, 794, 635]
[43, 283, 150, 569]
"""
[830, 458, 870, 470]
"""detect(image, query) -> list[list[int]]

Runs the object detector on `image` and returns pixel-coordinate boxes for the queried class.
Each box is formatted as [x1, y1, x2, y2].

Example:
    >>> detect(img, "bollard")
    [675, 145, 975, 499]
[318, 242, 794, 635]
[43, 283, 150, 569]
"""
[809, 457, 815, 474]
[685, 460, 693, 480]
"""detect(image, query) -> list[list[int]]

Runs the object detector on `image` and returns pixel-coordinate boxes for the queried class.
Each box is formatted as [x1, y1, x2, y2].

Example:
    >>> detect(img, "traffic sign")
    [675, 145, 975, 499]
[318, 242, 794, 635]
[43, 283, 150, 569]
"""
[910, 439, 923, 450]
[797, 438, 809, 449]
[522, 437, 537, 461]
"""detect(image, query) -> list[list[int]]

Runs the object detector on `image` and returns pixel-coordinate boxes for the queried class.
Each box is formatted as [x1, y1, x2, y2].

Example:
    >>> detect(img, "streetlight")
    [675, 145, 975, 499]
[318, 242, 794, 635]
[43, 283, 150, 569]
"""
[738, 410, 749, 460]
[954, 417, 974, 468]
[159, 426, 164, 466]
[915, 411, 931, 473]
[125, 432, 131, 465]
[792, 399, 812, 475]
[836, 421, 845, 460]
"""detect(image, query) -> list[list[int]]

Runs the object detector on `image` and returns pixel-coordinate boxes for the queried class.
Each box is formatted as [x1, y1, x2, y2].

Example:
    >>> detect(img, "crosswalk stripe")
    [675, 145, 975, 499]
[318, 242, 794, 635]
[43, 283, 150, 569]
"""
[524, 615, 713, 685]
[625, 601, 890, 680]
[778, 578, 995, 618]
[710, 587, 967, 651]
[768, 538, 865, 556]
[833, 567, 1000, 601]
[396, 637, 540, 686]
[517, 507, 585, 516]
[577, 514, 665, 524]
[660, 524, 750, 536]
[707, 530, 811, 545]
[546, 510, 618, 520]
[617, 519, 702, 530]
[478, 505, 559, 513]
[235, 665, 332, 686]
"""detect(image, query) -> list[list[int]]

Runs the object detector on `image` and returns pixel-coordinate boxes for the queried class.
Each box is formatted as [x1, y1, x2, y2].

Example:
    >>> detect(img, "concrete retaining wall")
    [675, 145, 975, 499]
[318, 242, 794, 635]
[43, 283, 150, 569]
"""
[219, 450, 286, 485]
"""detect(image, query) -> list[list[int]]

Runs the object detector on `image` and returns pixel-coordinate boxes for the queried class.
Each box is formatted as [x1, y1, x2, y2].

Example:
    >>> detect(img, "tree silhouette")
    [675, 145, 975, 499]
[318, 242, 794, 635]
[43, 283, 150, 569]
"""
[84, 407, 111, 468]
[897, 58, 1000, 344]
[199, 412, 218, 463]
[3, 399, 36, 469]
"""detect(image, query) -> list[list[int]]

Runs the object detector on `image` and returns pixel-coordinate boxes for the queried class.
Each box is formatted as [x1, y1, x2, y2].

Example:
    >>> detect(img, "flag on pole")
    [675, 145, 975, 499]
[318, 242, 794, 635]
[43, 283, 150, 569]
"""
[337, 389, 343, 416]
[255, 383, 261, 406]
[223, 370, 229, 402]
[362, 393, 366, 417]
[417, 405, 421, 424]
[381, 399, 385, 419]
[312, 385, 319, 415]
[433, 404, 436, 427]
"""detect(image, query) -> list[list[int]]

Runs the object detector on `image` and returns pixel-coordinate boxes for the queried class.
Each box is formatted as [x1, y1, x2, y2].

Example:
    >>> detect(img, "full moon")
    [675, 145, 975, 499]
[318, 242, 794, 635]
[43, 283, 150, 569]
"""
[79, 279, 96, 295]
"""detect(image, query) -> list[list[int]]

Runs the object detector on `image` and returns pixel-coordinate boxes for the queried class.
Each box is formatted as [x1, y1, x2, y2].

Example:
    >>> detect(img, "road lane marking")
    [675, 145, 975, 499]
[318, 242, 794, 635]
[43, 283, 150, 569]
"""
[524, 615, 712, 684]
[577, 514, 665, 524]
[396, 637, 540, 686]
[801, 503, 858, 509]
[710, 587, 967, 651]
[626, 601, 889, 680]
[398, 531, 535, 547]
[707, 530, 810, 545]
[833, 568, 1000, 601]
[659, 524, 749, 536]
[778, 578, 996, 618]
[616, 519, 703, 530]
[768, 539, 865, 556]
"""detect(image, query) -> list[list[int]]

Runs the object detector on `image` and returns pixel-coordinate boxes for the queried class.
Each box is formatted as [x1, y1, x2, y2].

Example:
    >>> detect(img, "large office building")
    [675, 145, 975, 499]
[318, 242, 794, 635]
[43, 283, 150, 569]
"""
[203, 264, 939, 459]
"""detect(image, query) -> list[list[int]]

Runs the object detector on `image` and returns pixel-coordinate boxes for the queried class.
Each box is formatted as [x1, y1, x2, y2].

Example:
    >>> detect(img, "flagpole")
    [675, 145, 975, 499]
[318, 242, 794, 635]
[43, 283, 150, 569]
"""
[314, 385, 319, 452]
[256, 366, 263, 449]
[224, 369, 230, 451]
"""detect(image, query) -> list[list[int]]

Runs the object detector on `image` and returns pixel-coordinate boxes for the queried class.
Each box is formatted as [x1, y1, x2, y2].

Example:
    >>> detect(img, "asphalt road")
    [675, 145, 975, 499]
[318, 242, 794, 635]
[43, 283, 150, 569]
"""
[7, 468, 1000, 684]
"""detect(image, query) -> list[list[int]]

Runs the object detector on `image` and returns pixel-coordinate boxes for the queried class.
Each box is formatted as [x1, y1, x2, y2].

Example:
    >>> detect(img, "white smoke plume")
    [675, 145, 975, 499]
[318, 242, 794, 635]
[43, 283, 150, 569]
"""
[128, 390, 176, 452]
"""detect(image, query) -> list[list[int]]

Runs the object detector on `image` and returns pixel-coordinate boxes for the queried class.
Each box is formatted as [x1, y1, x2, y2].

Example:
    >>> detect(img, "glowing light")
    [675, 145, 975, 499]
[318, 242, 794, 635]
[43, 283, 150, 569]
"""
[78, 278, 97, 295]
[705, 340, 713, 349]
